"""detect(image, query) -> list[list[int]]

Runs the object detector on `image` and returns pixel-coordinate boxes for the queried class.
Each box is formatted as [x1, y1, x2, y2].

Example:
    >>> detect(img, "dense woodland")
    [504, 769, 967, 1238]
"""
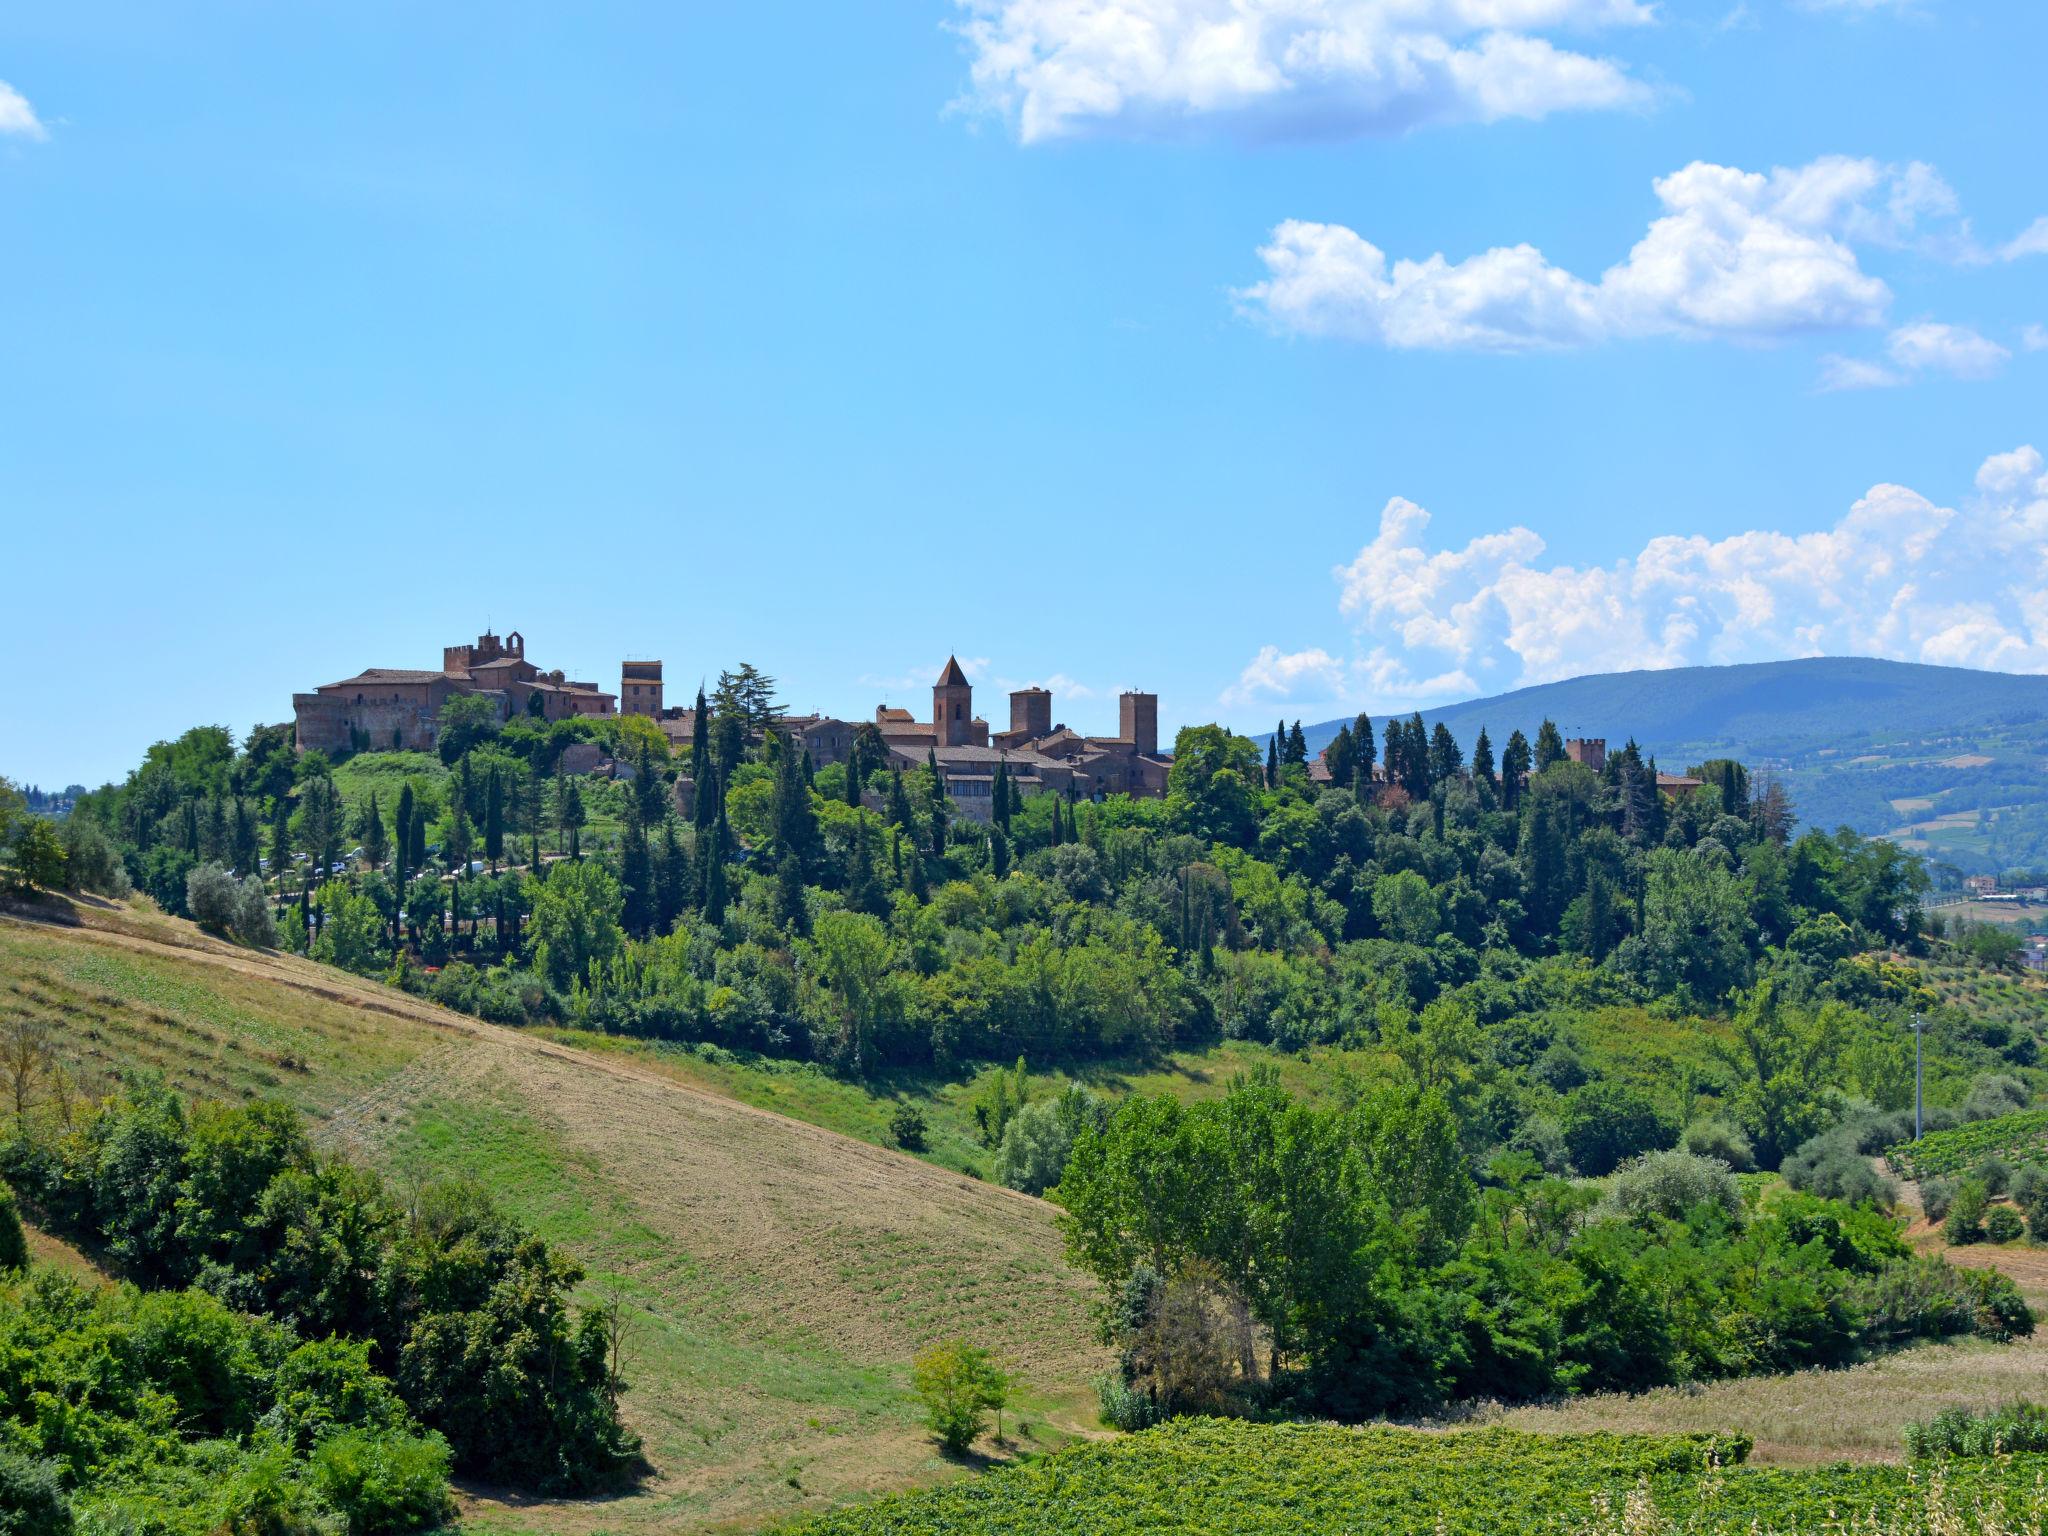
[4, 668, 2043, 1463]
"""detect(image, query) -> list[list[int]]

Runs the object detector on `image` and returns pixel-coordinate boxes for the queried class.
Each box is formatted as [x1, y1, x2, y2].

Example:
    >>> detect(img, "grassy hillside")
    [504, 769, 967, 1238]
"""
[1286, 658, 2048, 876]
[0, 897, 1106, 1532]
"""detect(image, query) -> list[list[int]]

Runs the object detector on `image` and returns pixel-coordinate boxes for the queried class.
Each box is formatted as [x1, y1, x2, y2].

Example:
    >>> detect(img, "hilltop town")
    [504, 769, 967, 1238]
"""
[298, 629, 1171, 820]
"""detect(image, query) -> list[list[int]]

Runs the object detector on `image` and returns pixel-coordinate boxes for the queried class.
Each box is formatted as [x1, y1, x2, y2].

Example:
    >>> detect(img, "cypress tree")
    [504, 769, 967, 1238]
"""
[270, 795, 293, 912]
[621, 799, 654, 938]
[887, 767, 912, 829]
[843, 755, 861, 808]
[990, 825, 1010, 879]
[992, 759, 1012, 832]
[1049, 796, 1064, 847]
[701, 817, 728, 925]
[485, 769, 504, 872]
[1265, 729, 1280, 788]
[1284, 720, 1307, 769]
[1353, 713, 1376, 782]
[232, 796, 260, 878]
[1428, 721, 1462, 784]
[1535, 718, 1566, 773]
[848, 814, 884, 916]
[1501, 729, 1532, 811]
[1472, 728, 1498, 797]
[890, 825, 904, 887]
[1325, 725, 1355, 790]
[656, 815, 689, 932]
[691, 686, 711, 778]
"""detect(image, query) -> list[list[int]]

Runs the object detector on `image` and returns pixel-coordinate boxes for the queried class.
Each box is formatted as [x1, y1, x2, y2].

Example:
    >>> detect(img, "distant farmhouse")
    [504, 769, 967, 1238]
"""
[294, 630, 616, 755]
[297, 638, 1168, 820]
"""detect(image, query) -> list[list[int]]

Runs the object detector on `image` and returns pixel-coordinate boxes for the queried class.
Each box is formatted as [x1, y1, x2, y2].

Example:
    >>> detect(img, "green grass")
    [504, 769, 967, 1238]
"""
[777, 1418, 2048, 1535]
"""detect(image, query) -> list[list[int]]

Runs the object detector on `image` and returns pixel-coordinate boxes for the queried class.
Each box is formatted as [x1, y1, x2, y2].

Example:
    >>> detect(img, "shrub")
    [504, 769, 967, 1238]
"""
[1945, 1179, 1990, 1245]
[1964, 1074, 2031, 1121]
[1598, 1151, 1743, 1227]
[305, 1427, 456, 1534]
[1095, 1372, 1160, 1432]
[1507, 1114, 1572, 1176]
[1561, 1082, 1674, 1178]
[1781, 1132, 1897, 1208]
[1919, 1176, 1956, 1223]
[185, 861, 243, 936]
[1985, 1204, 2026, 1244]
[1971, 1155, 2013, 1196]
[1907, 1401, 2048, 1458]
[234, 876, 278, 948]
[1680, 1119, 1755, 1173]
[889, 1101, 928, 1152]
[0, 1180, 26, 1272]
[0, 1448, 71, 1535]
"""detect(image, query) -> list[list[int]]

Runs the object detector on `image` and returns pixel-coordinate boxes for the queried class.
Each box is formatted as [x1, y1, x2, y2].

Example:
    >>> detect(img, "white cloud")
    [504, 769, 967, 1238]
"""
[1229, 443, 2048, 710]
[1819, 319, 2010, 389]
[1241, 156, 1913, 351]
[1885, 320, 2009, 379]
[2023, 324, 2048, 353]
[2003, 217, 2048, 262]
[952, 0, 1655, 144]
[0, 81, 44, 140]
[1816, 354, 1904, 391]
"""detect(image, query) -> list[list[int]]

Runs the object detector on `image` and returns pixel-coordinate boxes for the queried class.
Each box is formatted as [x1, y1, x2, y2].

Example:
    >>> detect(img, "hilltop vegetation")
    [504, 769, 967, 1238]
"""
[1287, 658, 2048, 877]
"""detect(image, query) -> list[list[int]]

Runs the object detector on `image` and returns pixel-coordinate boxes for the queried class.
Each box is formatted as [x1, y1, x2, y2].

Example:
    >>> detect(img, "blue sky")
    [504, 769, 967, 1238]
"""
[3, 1, 2045, 788]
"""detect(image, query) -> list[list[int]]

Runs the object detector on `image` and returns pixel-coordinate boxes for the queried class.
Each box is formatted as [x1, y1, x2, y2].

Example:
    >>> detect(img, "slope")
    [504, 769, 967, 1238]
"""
[0, 896, 1106, 1532]
[1281, 657, 2048, 870]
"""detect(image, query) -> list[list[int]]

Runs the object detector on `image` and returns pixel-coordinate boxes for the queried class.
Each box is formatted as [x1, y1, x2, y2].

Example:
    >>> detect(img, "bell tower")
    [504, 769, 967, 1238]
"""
[933, 656, 973, 748]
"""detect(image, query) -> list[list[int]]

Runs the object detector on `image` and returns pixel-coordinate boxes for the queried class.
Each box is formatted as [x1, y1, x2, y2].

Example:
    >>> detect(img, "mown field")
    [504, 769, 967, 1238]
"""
[779, 1419, 2048, 1535]
[0, 897, 1105, 1532]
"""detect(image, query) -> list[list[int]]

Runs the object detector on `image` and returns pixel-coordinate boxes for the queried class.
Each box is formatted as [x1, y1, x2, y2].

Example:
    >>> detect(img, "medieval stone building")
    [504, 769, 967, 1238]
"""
[294, 630, 615, 754]
[872, 657, 1169, 820]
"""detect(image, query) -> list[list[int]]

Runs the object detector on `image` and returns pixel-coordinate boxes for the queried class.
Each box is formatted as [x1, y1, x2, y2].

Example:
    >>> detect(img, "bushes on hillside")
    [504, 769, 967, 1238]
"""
[1, 1082, 640, 1496]
[0, 1269, 451, 1534]
[184, 861, 275, 947]
[1907, 1402, 2048, 1458]
[0, 1180, 26, 1273]
[1059, 1078, 2031, 1426]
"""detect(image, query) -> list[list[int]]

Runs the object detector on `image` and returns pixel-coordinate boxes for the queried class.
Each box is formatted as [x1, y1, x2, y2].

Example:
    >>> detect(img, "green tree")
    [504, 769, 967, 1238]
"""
[1166, 726, 1260, 847]
[485, 768, 504, 872]
[7, 817, 67, 892]
[436, 694, 502, 765]
[1500, 729, 1532, 810]
[528, 861, 625, 990]
[1534, 719, 1566, 772]
[910, 1341, 1007, 1456]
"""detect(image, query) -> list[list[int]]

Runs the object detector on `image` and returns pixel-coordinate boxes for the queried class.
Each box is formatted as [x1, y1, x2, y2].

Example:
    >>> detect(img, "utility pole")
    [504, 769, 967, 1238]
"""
[1911, 1012, 1925, 1141]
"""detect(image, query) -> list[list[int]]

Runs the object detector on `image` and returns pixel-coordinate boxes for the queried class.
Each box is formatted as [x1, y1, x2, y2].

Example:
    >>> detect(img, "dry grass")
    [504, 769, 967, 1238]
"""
[0, 898, 1106, 1532]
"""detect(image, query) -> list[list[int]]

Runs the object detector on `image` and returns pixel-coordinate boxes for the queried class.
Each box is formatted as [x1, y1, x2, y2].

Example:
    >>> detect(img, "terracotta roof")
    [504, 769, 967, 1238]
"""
[320, 668, 444, 689]
[937, 655, 970, 687]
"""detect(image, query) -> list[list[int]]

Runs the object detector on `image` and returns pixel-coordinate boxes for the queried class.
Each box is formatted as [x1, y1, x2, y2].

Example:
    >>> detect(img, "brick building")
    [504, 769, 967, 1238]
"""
[294, 630, 615, 754]
[873, 658, 1170, 821]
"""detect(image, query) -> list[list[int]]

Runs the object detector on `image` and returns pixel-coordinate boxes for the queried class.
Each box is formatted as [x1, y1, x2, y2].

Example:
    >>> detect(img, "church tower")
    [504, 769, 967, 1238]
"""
[933, 656, 973, 748]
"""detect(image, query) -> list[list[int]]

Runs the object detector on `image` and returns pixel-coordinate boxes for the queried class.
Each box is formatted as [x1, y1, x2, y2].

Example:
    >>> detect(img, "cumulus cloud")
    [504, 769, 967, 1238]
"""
[1240, 156, 1924, 351]
[2023, 324, 2048, 353]
[0, 81, 43, 139]
[952, 0, 1655, 144]
[1819, 320, 2010, 389]
[1225, 444, 2048, 709]
[1885, 320, 2009, 378]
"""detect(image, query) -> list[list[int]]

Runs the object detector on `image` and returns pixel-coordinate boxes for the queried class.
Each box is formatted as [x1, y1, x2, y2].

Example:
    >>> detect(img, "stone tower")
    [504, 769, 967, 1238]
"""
[934, 656, 973, 748]
[1010, 686, 1052, 740]
[621, 660, 663, 718]
[1120, 691, 1159, 755]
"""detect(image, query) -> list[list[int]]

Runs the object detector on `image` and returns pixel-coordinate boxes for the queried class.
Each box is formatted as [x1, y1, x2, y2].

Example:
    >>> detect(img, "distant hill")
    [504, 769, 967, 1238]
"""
[1278, 658, 2048, 878]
